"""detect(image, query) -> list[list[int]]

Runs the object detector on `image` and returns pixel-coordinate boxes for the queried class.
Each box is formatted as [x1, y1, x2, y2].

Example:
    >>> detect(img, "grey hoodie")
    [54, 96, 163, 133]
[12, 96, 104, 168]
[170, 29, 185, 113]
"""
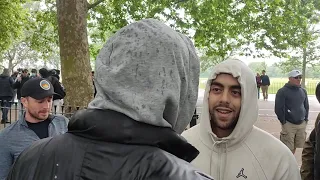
[88, 19, 200, 134]
[183, 59, 301, 180]
[275, 83, 309, 125]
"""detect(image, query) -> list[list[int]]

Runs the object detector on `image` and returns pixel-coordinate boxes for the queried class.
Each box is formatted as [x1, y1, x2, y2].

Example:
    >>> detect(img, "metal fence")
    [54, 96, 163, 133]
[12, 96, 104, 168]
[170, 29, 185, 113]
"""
[266, 82, 318, 95]
[200, 80, 319, 95]
[0, 100, 88, 129]
[0, 100, 200, 129]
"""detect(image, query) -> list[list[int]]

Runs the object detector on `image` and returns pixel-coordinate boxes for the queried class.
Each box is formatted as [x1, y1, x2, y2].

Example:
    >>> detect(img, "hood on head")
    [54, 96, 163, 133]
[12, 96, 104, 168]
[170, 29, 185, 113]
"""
[200, 59, 258, 146]
[88, 18, 200, 134]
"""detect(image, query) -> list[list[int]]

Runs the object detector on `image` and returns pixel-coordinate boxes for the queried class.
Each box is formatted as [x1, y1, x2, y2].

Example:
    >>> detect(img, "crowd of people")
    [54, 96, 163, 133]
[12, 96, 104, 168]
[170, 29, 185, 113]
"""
[0, 18, 319, 180]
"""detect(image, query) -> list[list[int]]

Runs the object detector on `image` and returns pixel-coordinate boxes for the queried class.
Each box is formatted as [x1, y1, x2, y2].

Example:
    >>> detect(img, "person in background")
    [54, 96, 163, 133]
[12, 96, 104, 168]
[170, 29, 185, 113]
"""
[300, 83, 320, 180]
[10, 71, 18, 102]
[0, 78, 68, 180]
[256, 73, 262, 99]
[260, 70, 270, 100]
[29, 69, 38, 79]
[0, 69, 14, 124]
[275, 70, 308, 154]
[10, 71, 18, 81]
[6, 18, 213, 180]
[39, 68, 66, 114]
[49, 69, 60, 81]
[13, 68, 30, 118]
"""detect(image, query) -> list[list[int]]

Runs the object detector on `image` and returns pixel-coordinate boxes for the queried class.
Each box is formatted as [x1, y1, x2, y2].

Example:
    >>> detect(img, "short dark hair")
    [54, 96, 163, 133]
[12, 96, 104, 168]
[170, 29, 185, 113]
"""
[262, 70, 266, 73]
[31, 69, 37, 73]
[22, 69, 28, 73]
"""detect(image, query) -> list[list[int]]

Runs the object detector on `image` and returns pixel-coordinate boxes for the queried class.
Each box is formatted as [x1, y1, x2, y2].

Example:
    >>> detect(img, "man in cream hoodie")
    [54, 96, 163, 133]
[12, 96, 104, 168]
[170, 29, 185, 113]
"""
[182, 59, 301, 180]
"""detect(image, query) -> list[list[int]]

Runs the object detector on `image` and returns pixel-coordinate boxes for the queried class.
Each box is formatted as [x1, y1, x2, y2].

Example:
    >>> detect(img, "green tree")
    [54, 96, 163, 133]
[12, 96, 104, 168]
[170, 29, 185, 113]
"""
[0, 1, 28, 53]
[22, 0, 320, 107]
[0, 40, 40, 73]
[248, 61, 267, 74]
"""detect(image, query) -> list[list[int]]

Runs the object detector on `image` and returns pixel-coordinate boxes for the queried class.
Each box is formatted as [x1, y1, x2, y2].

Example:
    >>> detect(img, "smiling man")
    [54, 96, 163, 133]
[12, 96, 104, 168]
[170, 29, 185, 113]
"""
[0, 77, 68, 180]
[275, 70, 309, 154]
[183, 59, 301, 180]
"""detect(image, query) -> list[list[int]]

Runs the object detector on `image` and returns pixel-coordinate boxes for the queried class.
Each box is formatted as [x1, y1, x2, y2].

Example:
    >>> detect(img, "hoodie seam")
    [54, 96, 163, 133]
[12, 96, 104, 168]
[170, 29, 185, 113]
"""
[243, 141, 268, 179]
[198, 130, 216, 152]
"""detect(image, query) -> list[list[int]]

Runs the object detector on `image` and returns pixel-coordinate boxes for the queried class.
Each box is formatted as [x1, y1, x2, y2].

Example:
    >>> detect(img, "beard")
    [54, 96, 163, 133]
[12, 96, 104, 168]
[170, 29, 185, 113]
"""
[28, 110, 49, 121]
[210, 104, 240, 130]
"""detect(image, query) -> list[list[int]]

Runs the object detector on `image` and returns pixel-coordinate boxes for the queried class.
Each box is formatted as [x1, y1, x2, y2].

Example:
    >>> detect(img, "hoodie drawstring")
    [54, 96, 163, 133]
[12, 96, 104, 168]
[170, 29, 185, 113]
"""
[210, 135, 228, 180]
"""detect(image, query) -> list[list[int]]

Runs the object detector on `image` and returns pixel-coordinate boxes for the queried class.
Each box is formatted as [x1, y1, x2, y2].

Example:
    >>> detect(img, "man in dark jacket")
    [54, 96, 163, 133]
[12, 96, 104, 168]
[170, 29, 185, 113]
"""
[7, 19, 213, 180]
[275, 70, 309, 154]
[260, 70, 270, 100]
[39, 68, 66, 114]
[12, 68, 29, 118]
[0, 69, 14, 123]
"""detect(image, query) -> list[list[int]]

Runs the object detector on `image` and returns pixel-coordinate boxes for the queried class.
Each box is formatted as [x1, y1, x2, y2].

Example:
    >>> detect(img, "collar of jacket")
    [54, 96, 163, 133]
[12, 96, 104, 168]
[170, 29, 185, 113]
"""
[19, 113, 54, 127]
[67, 109, 199, 163]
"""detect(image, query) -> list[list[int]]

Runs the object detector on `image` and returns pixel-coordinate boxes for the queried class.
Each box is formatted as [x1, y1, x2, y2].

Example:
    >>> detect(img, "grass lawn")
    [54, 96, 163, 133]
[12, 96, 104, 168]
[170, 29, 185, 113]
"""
[199, 78, 319, 95]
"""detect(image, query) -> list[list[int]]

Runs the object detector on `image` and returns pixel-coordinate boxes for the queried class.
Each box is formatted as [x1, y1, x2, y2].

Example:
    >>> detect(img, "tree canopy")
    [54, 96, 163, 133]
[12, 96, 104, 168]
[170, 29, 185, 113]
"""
[0, 0, 28, 53]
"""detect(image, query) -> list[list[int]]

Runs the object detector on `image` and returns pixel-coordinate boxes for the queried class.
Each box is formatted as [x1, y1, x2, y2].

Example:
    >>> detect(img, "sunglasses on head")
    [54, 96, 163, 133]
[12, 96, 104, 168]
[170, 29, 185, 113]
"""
[294, 76, 302, 79]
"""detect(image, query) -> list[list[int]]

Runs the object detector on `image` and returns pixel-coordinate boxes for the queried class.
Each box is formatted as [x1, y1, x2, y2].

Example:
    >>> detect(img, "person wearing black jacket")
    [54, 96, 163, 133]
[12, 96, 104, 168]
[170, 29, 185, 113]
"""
[38, 68, 65, 100]
[0, 69, 14, 123]
[7, 19, 213, 180]
[39, 68, 66, 114]
[13, 69, 29, 118]
[275, 70, 309, 154]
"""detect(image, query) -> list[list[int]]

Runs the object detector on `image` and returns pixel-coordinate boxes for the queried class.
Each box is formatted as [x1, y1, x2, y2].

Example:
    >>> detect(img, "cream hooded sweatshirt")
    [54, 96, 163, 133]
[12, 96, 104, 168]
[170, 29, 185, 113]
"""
[182, 59, 301, 180]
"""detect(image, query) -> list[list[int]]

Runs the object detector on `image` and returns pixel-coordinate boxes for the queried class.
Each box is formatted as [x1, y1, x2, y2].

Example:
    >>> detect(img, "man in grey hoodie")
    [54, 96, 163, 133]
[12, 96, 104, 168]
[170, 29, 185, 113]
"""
[275, 70, 309, 154]
[7, 19, 213, 180]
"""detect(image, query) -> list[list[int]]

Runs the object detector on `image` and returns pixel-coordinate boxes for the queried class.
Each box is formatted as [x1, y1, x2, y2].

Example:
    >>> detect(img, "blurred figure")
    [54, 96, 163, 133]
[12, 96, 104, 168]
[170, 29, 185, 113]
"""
[260, 70, 270, 100]
[29, 69, 38, 79]
[183, 59, 300, 180]
[0, 78, 68, 179]
[13, 68, 29, 118]
[10, 71, 18, 81]
[7, 19, 212, 180]
[256, 73, 262, 99]
[0, 69, 14, 124]
[10, 71, 19, 102]
[39, 68, 65, 114]
[50, 69, 61, 81]
[300, 83, 320, 180]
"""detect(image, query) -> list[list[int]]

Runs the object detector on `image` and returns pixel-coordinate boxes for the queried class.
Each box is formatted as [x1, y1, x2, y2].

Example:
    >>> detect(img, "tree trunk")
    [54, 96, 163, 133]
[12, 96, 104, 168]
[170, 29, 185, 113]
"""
[301, 47, 307, 88]
[8, 58, 13, 74]
[56, 0, 93, 112]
